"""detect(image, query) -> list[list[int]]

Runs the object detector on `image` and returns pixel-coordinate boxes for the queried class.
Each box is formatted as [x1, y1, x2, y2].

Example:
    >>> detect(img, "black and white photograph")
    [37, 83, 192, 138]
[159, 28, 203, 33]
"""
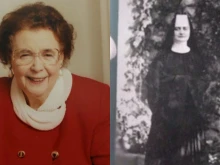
[115, 0, 220, 164]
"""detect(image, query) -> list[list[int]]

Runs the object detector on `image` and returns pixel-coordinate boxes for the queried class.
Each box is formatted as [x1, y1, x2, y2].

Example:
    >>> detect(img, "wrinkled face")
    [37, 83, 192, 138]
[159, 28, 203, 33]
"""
[173, 15, 190, 43]
[11, 29, 64, 100]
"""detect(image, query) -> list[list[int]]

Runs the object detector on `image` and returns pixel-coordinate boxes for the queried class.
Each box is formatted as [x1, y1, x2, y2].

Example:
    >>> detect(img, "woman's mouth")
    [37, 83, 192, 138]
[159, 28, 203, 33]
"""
[27, 77, 47, 84]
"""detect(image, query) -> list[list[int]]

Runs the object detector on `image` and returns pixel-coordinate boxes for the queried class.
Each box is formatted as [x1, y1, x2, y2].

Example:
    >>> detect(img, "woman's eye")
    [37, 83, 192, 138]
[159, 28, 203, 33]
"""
[20, 54, 31, 58]
[44, 54, 53, 57]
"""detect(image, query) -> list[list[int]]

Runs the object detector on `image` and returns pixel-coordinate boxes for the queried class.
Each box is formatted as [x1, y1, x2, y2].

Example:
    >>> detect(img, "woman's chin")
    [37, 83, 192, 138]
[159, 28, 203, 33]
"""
[25, 78, 49, 98]
[176, 37, 189, 42]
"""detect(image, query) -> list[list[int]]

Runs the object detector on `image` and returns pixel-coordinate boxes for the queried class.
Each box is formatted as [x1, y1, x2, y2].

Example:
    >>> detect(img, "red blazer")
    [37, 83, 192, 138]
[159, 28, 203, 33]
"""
[0, 74, 110, 165]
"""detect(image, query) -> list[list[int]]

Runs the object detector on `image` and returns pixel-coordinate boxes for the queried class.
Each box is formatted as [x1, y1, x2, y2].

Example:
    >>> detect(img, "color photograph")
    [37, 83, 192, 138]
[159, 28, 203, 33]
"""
[0, 1, 110, 165]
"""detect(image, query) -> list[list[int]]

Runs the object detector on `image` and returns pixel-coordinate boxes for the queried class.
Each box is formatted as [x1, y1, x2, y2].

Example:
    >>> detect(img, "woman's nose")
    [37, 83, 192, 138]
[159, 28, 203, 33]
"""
[30, 56, 44, 72]
[179, 28, 184, 34]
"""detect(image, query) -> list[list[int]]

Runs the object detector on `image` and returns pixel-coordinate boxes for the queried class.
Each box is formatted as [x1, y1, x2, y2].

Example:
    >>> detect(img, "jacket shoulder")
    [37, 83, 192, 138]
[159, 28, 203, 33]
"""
[67, 74, 109, 115]
[0, 77, 11, 96]
[72, 74, 109, 94]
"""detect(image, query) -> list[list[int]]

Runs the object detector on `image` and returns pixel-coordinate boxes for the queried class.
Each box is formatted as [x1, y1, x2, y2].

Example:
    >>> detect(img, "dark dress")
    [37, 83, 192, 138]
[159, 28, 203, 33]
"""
[144, 50, 208, 165]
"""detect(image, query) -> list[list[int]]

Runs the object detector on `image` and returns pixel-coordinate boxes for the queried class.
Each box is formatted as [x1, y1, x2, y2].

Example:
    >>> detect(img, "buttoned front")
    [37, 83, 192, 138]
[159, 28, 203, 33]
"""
[0, 74, 110, 165]
[17, 151, 25, 158]
[51, 151, 59, 160]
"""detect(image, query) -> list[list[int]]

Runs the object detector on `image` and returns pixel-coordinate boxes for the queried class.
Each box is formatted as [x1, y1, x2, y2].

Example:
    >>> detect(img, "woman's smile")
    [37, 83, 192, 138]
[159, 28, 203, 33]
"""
[26, 76, 47, 85]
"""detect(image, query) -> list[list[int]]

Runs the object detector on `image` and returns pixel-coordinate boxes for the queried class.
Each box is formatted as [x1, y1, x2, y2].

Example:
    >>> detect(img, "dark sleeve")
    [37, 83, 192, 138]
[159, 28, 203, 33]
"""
[143, 55, 175, 113]
[190, 75, 208, 106]
[90, 84, 110, 165]
[188, 52, 210, 109]
[144, 59, 161, 112]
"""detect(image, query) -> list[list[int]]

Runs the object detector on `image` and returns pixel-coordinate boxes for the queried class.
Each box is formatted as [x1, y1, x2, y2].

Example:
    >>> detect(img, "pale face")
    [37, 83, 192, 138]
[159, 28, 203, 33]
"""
[173, 15, 190, 43]
[11, 29, 64, 103]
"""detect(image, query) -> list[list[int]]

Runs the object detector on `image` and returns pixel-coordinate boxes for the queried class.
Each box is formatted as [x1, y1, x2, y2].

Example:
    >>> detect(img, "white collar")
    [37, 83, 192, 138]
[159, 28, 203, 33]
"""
[10, 68, 72, 131]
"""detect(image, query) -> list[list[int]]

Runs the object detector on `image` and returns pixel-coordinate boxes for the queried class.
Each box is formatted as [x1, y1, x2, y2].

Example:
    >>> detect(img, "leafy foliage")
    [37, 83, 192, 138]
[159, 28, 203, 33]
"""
[117, 0, 220, 163]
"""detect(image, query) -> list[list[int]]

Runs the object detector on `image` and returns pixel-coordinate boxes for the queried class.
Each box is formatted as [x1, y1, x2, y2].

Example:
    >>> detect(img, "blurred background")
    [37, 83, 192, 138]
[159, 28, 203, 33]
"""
[0, 0, 110, 85]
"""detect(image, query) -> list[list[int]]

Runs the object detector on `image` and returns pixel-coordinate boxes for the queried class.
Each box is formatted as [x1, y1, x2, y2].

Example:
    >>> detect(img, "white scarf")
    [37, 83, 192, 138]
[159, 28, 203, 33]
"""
[10, 68, 72, 131]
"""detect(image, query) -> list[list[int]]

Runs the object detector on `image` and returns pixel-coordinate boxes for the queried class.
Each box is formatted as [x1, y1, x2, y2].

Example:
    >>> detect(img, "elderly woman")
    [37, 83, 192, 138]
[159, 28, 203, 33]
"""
[144, 13, 208, 165]
[0, 2, 109, 165]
